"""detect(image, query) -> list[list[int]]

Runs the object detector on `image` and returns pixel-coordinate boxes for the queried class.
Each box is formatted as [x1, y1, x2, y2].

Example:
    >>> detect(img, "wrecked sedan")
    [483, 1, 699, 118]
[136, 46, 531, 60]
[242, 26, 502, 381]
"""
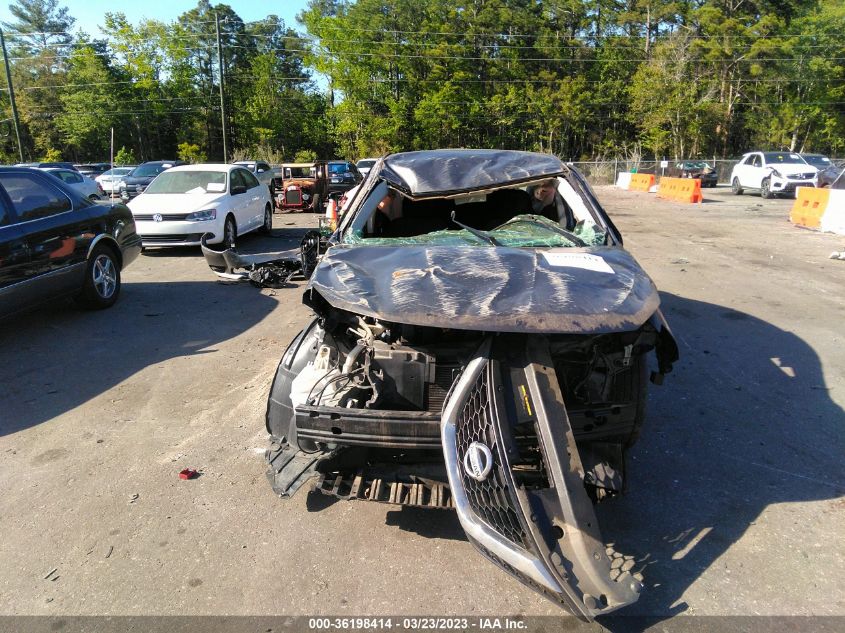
[265, 149, 678, 619]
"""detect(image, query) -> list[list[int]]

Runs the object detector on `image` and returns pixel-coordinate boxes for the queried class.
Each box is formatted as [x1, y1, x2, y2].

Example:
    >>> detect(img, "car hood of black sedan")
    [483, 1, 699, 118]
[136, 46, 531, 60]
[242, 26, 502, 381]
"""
[305, 244, 660, 334]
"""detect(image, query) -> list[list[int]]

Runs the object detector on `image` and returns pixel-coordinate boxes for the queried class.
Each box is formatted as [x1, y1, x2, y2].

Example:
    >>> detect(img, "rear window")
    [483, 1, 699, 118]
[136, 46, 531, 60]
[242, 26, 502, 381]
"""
[0, 173, 72, 221]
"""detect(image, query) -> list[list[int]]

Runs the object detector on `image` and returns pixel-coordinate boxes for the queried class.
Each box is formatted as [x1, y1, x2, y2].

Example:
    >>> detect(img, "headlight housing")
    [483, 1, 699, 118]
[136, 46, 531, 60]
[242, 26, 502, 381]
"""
[186, 208, 217, 221]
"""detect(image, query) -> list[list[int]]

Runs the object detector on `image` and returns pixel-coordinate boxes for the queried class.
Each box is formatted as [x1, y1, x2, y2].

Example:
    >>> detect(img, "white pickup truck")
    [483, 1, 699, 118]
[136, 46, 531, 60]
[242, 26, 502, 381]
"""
[232, 160, 283, 198]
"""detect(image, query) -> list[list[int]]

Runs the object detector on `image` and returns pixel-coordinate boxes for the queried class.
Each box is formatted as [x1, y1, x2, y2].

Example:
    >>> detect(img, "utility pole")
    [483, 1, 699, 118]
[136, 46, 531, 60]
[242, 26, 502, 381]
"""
[0, 27, 24, 162]
[215, 13, 228, 162]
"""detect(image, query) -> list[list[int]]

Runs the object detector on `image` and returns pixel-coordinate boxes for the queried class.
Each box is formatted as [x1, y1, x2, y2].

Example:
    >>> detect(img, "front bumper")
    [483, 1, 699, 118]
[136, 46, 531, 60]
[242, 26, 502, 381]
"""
[441, 338, 642, 620]
[771, 177, 815, 193]
[135, 219, 221, 246]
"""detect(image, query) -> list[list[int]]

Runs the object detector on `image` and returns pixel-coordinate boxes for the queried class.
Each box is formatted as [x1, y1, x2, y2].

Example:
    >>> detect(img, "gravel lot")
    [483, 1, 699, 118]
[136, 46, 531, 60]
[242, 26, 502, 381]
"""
[1, 185, 843, 628]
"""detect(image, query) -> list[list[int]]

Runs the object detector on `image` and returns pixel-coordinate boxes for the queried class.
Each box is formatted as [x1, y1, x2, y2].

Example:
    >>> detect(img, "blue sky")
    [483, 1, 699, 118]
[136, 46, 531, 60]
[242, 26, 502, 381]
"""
[0, 1, 311, 36]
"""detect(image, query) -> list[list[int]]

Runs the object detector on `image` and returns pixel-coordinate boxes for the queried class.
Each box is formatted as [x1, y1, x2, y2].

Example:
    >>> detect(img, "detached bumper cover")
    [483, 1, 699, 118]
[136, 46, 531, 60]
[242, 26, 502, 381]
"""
[441, 337, 642, 620]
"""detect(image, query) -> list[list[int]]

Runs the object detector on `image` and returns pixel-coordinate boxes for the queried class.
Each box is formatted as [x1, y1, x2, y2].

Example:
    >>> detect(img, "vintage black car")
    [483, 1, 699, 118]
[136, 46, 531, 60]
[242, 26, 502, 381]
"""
[0, 167, 142, 319]
[264, 150, 678, 619]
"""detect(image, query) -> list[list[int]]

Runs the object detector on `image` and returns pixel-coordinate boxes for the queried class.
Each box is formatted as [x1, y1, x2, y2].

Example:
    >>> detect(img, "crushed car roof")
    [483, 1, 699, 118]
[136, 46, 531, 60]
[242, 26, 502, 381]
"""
[380, 149, 567, 198]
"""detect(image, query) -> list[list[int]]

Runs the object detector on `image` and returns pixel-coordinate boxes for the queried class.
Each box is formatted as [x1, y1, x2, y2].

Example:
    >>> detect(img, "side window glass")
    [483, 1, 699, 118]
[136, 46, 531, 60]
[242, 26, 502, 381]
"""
[242, 170, 260, 189]
[229, 170, 245, 192]
[0, 197, 8, 226]
[0, 173, 72, 221]
[70, 172, 83, 183]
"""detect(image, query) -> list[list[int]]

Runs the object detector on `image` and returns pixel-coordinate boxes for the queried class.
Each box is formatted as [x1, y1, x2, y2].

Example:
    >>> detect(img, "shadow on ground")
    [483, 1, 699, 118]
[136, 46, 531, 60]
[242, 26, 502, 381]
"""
[0, 278, 277, 435]
[308, 291, 843, 622]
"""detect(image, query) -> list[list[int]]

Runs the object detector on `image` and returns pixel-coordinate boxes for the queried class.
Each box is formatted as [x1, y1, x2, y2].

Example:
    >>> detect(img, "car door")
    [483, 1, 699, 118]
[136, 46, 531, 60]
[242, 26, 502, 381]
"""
[0, 197, 33, 318]
[0, 171, 94, 304]
[441, 336, 642, 619]
[744, 153, 764, 188]
[228, 169, 252, 230]
[239, 168, 264, 230]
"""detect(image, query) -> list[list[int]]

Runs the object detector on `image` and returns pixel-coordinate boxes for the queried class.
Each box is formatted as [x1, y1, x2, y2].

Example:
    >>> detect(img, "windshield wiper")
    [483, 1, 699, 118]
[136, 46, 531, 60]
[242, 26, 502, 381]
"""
[450, 211, 501, 246]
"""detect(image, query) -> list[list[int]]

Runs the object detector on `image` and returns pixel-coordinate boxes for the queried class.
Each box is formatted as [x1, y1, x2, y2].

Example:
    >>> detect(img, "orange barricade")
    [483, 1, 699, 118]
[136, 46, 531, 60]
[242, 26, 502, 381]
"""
[790, 187, 830, 229]
[628, 173, 655, 192]
[657, 177, 703, 204]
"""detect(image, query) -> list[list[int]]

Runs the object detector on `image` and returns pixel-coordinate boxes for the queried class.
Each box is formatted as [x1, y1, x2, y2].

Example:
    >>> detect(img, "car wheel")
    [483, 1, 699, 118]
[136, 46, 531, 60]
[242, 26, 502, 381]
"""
[731, 177, 743, 195]
[223, 215, 237, 249]
[88, 194, 101, 201]
[261, 203, 272, 234]
[76, 244, 121, 309]
[312, 195, 321, 214]
[761, 178, 773, 199]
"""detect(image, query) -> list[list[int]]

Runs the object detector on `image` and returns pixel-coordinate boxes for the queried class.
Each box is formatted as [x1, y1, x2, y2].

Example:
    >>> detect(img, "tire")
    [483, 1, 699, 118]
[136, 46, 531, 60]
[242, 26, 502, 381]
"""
[623, 355, 649, 450]
[223, 215, 237, 249]
[761, 178, 773, 199]
[311, 195, 321, 214]
[260, 203, 272, 234]
[731, 177, 743, 195]
[88, 194, 101, 201]
[77, 244, 121, 309]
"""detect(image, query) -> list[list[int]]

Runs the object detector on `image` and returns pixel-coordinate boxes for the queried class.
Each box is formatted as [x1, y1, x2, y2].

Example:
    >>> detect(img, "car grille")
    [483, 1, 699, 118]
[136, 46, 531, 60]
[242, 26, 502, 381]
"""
[787, 173, 815, 180]
[455, 365, 529, 549]
[133, 213, 189, 221]
[139, 233, 205, 243]
[285, 190, 302, 205]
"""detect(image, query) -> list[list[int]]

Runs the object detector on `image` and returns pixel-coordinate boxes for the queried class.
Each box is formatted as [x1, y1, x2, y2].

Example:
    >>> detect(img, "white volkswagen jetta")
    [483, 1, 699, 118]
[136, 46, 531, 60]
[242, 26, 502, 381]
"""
[128, 163, 273, 248]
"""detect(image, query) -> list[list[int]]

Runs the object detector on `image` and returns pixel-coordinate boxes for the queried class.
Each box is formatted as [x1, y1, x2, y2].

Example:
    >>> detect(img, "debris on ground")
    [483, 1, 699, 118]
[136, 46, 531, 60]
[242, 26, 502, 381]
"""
[829, 250, 845, 260]
[43, 568, 57, 580]
[179, 468, 199, 480]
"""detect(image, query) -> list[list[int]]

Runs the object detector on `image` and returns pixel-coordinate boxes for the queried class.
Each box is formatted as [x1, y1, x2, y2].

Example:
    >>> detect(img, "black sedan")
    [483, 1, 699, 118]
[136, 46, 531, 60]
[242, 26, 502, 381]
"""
[0, 167, 142, 319]
[674, 161, 718, 187]
[327, 160, 363, 198]
[118, 160, 185, 201]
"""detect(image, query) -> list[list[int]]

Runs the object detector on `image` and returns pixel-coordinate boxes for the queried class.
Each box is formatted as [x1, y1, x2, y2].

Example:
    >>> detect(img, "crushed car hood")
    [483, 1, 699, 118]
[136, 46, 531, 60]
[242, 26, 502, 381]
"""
[306, 245, 660, 333]
[382, 149, 567, 198]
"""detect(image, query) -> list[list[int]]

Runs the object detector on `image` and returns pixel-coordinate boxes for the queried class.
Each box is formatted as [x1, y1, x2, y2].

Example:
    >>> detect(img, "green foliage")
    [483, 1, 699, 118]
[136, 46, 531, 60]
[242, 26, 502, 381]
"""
[41, 147, 62, 161]
[114, 146, 136, 165]
[177, 142, 207, 163]
[1, 0, 843, 162]
[294, 149, 318, 163]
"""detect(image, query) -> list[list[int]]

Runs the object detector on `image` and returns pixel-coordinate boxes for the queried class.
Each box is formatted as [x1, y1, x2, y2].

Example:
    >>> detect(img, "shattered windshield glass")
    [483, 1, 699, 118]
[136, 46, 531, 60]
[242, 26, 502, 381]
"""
[345, 214, 606, 248]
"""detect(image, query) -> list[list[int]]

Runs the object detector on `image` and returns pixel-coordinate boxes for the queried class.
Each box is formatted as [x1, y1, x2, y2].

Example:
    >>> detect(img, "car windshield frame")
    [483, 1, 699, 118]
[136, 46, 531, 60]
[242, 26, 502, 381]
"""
[762, 152, 806, 165]
[143, 170, 228, 195]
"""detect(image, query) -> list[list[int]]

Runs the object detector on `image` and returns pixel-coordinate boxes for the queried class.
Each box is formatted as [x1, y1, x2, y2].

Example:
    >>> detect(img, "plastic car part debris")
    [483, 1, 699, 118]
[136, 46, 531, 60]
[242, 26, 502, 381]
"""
[179, 468, 199, 480]
[200, 230, 322, 288]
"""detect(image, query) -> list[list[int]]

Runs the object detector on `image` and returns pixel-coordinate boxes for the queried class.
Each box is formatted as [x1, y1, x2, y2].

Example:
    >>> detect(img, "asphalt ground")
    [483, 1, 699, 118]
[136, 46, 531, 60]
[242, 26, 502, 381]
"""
[0, 185, 843, 631]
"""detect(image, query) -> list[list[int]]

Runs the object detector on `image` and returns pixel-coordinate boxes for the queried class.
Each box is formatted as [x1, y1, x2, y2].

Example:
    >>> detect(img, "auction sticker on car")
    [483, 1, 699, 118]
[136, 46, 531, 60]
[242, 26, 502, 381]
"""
[541, 252, 614, 273]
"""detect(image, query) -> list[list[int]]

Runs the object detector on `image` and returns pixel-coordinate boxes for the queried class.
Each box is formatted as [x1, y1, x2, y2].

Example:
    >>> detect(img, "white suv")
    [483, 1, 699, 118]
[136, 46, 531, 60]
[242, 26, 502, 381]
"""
[730, 151, 817, 198]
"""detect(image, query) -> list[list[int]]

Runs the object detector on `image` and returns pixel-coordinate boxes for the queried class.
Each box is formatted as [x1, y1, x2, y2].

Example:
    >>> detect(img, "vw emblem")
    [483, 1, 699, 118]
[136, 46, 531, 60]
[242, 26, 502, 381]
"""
[463, 442, 493, 481]
[152, 213, 163, 223]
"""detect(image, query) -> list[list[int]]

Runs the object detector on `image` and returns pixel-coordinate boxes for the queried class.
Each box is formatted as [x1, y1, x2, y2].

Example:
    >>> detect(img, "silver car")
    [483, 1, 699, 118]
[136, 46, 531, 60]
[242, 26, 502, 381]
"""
[39, 167, 104, 200]
[96, 167, 135, 195]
